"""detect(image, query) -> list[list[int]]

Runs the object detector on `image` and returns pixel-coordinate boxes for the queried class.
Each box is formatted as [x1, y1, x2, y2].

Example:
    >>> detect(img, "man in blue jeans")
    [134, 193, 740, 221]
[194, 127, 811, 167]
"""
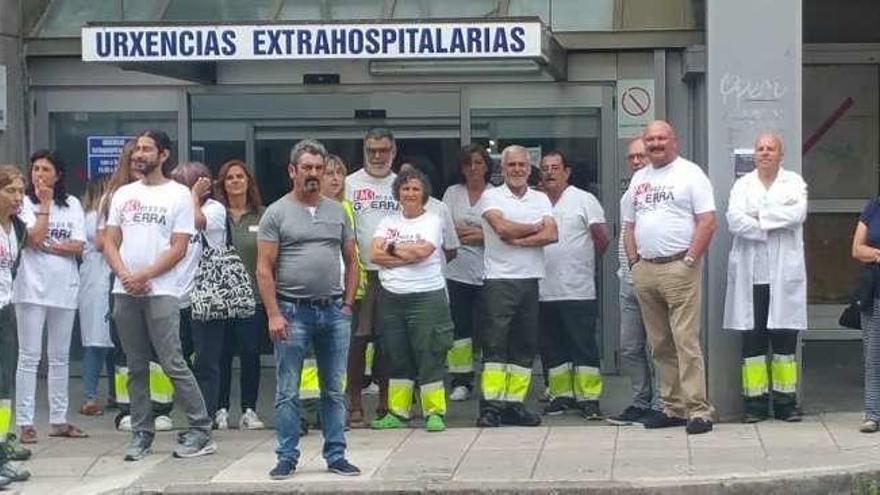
[257, 139, 360, 479]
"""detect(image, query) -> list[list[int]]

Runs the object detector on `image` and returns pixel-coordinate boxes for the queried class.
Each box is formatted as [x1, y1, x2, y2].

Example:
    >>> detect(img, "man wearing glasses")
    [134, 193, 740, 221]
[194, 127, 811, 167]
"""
[343, 128, 398, 428]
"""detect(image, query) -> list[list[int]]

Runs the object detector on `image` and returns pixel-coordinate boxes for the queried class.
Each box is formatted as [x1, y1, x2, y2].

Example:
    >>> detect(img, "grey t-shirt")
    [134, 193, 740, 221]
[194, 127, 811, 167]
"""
[257, 195, 353, 299]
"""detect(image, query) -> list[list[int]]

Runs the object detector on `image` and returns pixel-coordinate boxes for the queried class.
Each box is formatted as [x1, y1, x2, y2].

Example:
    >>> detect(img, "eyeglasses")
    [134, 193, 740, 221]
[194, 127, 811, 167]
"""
[366, 147, 393, 156]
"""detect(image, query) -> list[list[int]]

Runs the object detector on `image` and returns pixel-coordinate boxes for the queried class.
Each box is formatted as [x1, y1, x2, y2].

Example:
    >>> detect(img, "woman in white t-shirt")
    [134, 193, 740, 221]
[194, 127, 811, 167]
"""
[13, 150, 88, 443]
[441, 144, 493, 402]
[77, 177, 114, 417]
[368, 168, 453, 432]
[170, 162, 228, 427]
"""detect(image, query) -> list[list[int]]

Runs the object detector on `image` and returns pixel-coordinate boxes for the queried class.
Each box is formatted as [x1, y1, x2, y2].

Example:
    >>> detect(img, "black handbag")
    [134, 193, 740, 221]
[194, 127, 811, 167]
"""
[840, 264, 879, 330]
[191, 215, 256, 322]
[839, 301, 861, 330]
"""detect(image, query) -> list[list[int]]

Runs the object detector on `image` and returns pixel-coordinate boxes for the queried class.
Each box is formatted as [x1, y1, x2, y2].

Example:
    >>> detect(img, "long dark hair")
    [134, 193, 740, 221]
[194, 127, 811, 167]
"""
[26, 149, 69, 208]
[216, 159, 263, 212]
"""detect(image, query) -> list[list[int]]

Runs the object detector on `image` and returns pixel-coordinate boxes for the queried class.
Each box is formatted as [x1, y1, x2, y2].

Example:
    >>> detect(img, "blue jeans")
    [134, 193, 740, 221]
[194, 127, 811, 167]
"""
[82, 346, 113, 401]
[274, 299, 351, 466]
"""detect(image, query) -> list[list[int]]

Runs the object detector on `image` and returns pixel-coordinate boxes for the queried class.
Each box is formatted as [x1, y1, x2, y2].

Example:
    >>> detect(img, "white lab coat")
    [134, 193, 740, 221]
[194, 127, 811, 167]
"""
[723, 168, 808, 331]
[77, 211, 113, 347]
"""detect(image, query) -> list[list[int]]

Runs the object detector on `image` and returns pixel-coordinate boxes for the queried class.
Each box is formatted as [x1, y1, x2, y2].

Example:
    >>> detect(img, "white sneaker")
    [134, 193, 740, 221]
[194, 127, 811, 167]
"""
[363, 383, 380, 395]
[214, 408, 229, 430]
[117, 415, 132, 432]
[239, 408, 265, 430]
[154, 415, 174, 431]
[449, 385, 470, 402]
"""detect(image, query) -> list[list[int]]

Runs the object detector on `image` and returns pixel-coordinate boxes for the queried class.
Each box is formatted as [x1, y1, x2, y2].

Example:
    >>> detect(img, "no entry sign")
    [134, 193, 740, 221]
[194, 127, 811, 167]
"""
[617, 79, 655, 138]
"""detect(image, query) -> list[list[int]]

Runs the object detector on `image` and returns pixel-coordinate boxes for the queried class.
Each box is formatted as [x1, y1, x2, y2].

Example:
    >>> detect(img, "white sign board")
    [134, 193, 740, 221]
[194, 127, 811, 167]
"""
[0, 65, 6, 131]
[82, 22, 542, 62]
[617, 79, 655, 138]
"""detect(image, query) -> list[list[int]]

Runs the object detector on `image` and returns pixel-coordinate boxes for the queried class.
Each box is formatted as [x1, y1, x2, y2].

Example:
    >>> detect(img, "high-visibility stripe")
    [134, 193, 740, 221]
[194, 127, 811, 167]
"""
[149, 362, 174, 404]
[299, 358, 320, 400]
[114, 366, 130, 404]
[342, 200, 368, 300]
[573, 365, 602, 401]
[547, 362, 574, 399]
[447, 338, 474, 374]
[771, 354, 798, 394]
[388, 378, 414, 419]
[481, 362, 507, 401]
[364, 342, 375, 377]
[505, 364, 532, 403]
[420, 381, 446, 416]
[741, 355, 769, 397]
[0, 399, 11, 437]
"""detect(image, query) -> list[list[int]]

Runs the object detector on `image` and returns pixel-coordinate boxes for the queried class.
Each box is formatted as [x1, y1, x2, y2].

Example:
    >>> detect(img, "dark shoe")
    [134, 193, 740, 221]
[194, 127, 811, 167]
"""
[542, 397, 574, 416]
[300, 417, 309, 436]
[124, 431, 154, 462]
[642, 410, 687, 429]
[269, 460, 296, 480]
[328, 458, 361, 476]
[577, 401, 604, 421]
[607, 406, 651, 426]
[775, 408, 803, 422]
[742, 411, 768, 424]
[501, 404, 542, 427]
[173, 430, 217, 459]
[686, 417, 714, 435]
[476, 408, 501, 428]
[3, 435, 31, 461]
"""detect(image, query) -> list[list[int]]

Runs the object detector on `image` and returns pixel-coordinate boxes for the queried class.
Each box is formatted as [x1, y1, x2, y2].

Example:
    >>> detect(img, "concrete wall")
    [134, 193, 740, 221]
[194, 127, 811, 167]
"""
[0, 0, 27, 164]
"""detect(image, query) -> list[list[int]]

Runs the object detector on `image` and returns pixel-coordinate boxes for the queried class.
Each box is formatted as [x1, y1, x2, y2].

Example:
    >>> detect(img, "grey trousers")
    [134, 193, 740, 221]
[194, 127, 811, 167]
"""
[113, 294, 211, 434]
[0, 303, 15, 399]
[619, 280, 659, 411]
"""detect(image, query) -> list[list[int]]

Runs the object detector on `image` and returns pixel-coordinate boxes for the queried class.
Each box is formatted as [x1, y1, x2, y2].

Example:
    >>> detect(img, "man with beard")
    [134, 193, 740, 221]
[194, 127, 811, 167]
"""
[103, 130, 215, 461]
[258, 139, 360, 479]
[622, 120, 717, 435]
[343, 128, 398, 427]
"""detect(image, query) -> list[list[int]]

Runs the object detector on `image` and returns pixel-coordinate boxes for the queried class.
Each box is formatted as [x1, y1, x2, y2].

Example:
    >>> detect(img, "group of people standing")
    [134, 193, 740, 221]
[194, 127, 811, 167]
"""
[9, 114, 880, 485]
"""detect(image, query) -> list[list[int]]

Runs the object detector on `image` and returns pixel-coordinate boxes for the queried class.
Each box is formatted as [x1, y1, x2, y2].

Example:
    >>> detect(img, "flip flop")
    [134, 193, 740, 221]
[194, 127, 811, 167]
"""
[48, 423, 89, 438]
[18, 426, 37, 444]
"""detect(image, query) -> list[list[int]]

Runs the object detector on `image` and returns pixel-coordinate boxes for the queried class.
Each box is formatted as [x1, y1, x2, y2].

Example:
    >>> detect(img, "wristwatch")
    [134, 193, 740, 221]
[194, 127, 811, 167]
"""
[683, 254, 696, 267]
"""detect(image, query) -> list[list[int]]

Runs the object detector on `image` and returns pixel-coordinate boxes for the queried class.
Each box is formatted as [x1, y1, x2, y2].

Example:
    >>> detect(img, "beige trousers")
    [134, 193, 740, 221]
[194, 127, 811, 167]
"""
[631, 259, 714, 420]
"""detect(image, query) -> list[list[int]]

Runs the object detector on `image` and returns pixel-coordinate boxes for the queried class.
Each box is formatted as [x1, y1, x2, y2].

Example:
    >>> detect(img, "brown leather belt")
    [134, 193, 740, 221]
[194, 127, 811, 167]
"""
[643, 251, 687, 264]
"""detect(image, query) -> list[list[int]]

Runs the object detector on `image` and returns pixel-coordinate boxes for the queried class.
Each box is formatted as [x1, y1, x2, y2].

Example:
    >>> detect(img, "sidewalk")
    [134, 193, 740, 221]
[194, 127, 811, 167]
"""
[9, 410, 880, 494]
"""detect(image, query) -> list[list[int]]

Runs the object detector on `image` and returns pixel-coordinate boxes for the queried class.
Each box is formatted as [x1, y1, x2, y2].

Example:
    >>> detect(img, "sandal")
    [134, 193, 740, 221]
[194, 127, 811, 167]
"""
[79, 401, 103, 416]
[347, 410, 367, 429]
[18, 426, 37, 444]
[49, 423, 89, 438]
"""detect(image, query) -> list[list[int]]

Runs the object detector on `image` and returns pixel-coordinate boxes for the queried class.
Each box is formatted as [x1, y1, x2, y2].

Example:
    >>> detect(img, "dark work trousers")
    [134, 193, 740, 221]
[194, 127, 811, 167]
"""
[539, 299, 601, 402]
[480, 278, 540, 413]
[218, 308, 264, 413]
[447, 279, 482, 389]
[741, 284, 799, 416]
[192, 317, 228, 418]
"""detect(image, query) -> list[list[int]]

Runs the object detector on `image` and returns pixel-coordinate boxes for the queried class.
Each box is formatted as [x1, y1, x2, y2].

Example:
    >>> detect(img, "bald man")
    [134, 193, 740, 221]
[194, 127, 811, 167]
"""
[621, 121, 716, 434]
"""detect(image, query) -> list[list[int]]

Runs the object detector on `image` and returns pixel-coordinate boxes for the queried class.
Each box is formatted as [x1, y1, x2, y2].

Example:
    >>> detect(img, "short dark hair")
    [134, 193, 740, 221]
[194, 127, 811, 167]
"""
[456, 144, 492, 184]
[392, 168, 432, 205]
[136, 129, 173, 155]
[542, 150, 569, 168]
[27, 149, 68, 207]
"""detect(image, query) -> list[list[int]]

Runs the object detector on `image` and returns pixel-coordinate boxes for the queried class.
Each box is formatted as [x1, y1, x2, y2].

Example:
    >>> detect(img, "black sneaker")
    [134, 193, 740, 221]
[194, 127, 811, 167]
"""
[269, 460, 296, 480]
[775, 408, 803, 423]
[686, 417, 714, 434]
[607, 406, 651, 426]
[328, 458, 361, 476]
[501, 404, 542, 427]
[3, 434, 31, 461]
[641, 410, 687, 429]
[542, 397, 574, 416]
[577, 401, 604, 421]
[476, 409, 501, 427]
[742, 411, 768, 424]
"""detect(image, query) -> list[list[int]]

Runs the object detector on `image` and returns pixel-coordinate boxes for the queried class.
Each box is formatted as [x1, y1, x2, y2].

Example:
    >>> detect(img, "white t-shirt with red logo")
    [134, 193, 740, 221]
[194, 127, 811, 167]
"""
[107, 180, 196, 297]
[621, 156, 715, 259]
[13, 195, 86, 309]
[373, 211, 445, 294]
[345, 168, 398, 271]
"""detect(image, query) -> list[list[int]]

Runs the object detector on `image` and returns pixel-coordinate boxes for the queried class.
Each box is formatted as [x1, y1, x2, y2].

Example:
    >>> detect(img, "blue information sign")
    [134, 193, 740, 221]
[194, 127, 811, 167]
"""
[87, 136, 132, 179]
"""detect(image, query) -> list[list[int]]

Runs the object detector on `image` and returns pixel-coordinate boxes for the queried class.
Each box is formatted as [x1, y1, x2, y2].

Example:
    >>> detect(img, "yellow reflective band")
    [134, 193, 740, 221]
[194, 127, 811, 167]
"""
[388, 378, 414, 419]
[573, 366, 602, 401]
[364, 342, 375, 376]
[547, 362, 574, 399]
[771, 354, 798, 394]
[447, 338, 474, 374]
[149, 362, 174, 404]
[420, 381, 447, 416]
[0, 399, 11, 437]
[505, 364, 532, 403]
[342, 200, 368, 300]
[114, 366, 130, 404]
[741, 355, 769, 398]
[481, 362, 507, 401]
[299, 358, 321, 400]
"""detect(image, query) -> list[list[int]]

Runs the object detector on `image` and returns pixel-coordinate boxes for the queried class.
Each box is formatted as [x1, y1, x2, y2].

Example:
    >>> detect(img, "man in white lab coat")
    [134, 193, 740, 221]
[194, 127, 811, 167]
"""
[723, 132, 808, 423]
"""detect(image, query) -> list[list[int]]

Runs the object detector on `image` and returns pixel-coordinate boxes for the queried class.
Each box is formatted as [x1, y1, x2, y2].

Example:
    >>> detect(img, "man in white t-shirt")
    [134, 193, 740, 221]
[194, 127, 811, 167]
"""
[537, 151, 609, 420]
[621, 120, 717, 435]
[103, 130, 215, 461]
[478, 145, 558, 428]
[342, 128, 398, 427]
